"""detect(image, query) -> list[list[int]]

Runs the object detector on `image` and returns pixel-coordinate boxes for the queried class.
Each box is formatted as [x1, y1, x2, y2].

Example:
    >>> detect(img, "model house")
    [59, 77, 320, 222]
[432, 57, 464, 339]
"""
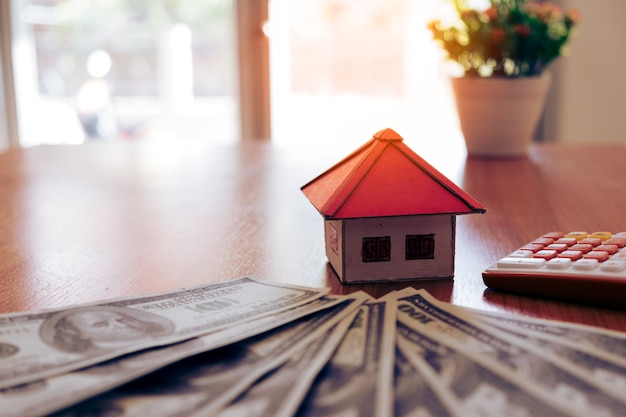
[301, 128, 486, 284]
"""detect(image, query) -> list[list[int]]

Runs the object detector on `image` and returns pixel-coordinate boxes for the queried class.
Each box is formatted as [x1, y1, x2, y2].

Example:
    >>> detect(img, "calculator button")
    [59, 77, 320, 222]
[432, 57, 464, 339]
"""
[555, 237, 577, 246]
[509, 250, 534, 258]
[601, 260, 626, 273]
[613, 253, 626, 260]
[579, 237, 602, 247]
[570, 244, 593, 254]
[534, 250, 557, 260]
[566, 231, 587, 240]
[615, 232, 626, 238]
[545, 243, 568, 253]
[546, 258, 572, 269]
[497, 258, 546, 269]
[533, 237, 555, 246]
[520, 243, 545, 252]
[558, 250, 583, 261]
[589, 231, 613, 241]
[573, 259, 599, 270]
[605, 237, 626, 248]
[543, 232, 565, 239]
[583, 251, 610, 262]
[595, 244, 619, 255]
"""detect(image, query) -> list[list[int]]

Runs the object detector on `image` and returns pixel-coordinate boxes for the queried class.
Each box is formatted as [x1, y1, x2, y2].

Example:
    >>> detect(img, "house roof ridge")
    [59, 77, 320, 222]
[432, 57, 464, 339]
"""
[301, 129, 486, 219]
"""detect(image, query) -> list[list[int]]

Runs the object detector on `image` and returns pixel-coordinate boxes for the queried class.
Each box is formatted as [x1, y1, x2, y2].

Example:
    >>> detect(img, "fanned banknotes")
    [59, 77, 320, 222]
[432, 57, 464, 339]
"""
[2, 277, 626, 417]
[0, 294, 361, 417]
[0, 276, 328, 389]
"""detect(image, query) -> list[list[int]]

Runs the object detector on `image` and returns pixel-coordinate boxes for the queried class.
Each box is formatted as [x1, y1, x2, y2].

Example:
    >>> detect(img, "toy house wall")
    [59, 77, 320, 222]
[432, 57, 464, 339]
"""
[324, 218, 344, 277]
[324, 214, 456, 283]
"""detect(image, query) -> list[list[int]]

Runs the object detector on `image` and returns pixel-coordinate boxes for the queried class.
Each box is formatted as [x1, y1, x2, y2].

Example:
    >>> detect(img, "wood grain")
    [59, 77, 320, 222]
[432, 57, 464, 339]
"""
[1, 141, 626, 331]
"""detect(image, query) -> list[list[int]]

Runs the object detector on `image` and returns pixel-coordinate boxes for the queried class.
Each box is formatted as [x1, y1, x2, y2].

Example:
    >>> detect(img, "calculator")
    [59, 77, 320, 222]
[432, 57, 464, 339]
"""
[482, 231, 626, 308]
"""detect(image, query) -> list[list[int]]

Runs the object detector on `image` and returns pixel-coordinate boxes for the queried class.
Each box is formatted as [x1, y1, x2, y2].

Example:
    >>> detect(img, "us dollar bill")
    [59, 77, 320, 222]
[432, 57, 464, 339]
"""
[474, 320, 626, 401]
[397, 290, 626, 417]
[295, 298, 396, 417]
[0, 276, 328, 389]
[213, 309, 359, 417]
[396, 320, 568, 417]
[393, 346, 456, 417]
[0, 294, 354, 417]
[455, 306, 626, 366]
[46, 292, 365, 417]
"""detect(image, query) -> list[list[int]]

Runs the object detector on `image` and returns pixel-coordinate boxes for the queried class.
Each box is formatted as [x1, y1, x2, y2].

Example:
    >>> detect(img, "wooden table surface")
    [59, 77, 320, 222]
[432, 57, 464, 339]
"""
[2, 140, 626, 331]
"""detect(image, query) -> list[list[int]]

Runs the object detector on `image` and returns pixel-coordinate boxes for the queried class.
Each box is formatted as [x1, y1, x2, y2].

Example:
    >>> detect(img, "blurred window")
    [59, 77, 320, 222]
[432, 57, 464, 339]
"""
[16, 0, 238, 145]
[268, 0, 464, 161]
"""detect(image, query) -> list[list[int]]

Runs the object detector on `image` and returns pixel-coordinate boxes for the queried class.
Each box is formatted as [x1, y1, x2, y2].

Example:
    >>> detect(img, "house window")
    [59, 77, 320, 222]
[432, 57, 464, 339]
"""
[362, 236, 390, 262]
[406, 234, 435, 260]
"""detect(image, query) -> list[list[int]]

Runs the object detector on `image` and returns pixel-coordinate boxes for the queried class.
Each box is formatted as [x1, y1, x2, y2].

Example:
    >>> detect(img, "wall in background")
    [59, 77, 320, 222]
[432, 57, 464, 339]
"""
[545, 0, 626, 144]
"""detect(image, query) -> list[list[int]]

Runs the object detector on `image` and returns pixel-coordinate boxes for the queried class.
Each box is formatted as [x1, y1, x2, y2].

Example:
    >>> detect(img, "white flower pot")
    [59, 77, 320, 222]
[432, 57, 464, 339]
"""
[451, 74, 552, 158]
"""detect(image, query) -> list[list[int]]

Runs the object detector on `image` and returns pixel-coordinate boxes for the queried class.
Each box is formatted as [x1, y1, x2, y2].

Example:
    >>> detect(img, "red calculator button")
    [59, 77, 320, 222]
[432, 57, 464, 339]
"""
[520, 243, 544, 252]
[534, 250, 558, 260]
[558, 250, 583, 261]
[570, 244, 593, 254]
[533, 237, 555, 246]
[594, 244, 618, 255]
[555, 237, 577, 246]
[605, 237, 626, 248]
[543, 232, 565, 239]
[579, 237, 602, 247]
[545, 243, 568, 253]
[583, 251, 610, 262]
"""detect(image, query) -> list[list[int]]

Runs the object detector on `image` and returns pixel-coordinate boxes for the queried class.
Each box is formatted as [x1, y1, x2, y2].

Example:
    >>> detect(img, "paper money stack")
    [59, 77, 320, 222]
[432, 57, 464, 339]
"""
[1, 276, 626, 417]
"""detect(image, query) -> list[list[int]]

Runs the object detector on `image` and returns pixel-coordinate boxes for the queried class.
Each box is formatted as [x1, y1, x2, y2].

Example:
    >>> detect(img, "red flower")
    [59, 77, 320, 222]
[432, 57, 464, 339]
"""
[514, 24, 531, 37]
[491, 28, 506, 43]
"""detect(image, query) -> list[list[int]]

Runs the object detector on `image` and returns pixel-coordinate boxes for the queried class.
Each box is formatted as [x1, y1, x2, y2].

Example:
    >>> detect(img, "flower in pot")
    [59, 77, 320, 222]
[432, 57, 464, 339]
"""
[427, 0, 580, 157]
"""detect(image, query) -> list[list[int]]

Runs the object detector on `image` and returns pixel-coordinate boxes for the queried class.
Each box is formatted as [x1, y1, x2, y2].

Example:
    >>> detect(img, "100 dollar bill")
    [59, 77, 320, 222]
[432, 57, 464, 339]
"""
[1, 294, 350, 417]
[297, 298, 396, 417]
[397, 290, 626, 417]
[46, 293, 367, 417]
[0, 276, 328, 389]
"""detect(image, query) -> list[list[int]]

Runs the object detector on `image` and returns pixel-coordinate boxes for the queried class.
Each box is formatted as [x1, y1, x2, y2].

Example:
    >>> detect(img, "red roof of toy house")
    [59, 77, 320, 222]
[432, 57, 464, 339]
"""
[301, 128, 486, 219]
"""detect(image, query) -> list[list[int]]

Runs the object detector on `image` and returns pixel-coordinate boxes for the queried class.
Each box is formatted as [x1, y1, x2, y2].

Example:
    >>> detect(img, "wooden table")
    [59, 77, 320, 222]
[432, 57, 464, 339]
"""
[2, 140, 626, 331]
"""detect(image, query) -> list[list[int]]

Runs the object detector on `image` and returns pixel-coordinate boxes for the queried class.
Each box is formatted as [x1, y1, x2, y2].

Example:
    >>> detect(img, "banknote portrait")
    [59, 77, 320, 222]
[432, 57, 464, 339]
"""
[39, 306, 175, 354]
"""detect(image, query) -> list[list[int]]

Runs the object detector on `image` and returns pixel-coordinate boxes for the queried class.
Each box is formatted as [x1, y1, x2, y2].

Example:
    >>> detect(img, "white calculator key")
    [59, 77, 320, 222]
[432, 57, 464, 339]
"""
[546, 258, 572, 269]
[614, 253, 626, 260]
[601, 260, 626, 273]
[572, 259, 599, 270]
[509, 250, 534, 258]
[497, 258, 546, 269]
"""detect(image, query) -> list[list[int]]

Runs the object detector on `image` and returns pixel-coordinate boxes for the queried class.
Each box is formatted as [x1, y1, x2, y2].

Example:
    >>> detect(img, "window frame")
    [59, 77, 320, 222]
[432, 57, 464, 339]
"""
[362, 236, 391, 263]
[405, 233, 435, 260]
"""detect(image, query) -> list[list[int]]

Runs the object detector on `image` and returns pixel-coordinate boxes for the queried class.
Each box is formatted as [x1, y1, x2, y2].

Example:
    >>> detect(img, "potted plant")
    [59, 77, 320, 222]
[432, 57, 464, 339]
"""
[428, 0, 580, 158]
